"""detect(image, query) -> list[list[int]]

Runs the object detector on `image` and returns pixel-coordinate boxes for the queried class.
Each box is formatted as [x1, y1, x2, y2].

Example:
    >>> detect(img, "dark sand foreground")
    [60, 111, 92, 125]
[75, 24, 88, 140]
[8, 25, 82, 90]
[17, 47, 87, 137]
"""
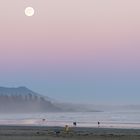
[0, 125, 140, 140]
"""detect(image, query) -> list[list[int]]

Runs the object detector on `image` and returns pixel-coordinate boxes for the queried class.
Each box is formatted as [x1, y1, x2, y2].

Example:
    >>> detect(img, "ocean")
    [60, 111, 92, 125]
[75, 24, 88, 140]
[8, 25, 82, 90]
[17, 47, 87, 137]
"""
[0, 111, 140, 129]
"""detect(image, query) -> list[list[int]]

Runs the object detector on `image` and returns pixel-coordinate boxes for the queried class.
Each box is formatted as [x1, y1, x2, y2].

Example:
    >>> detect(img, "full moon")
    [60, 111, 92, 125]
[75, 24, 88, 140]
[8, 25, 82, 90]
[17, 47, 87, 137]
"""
[25, 7, 35, 17]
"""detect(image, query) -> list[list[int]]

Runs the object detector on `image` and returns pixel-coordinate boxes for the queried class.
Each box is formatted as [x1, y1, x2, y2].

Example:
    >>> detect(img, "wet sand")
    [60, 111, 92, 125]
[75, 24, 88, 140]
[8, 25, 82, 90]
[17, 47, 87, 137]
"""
[0, 125, 140, 140]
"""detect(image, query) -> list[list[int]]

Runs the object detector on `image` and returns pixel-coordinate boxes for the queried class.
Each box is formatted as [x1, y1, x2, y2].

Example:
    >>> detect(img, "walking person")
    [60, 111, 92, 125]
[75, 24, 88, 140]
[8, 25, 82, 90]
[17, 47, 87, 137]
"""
[73, 122, 77, 127]
[98, 121, 100, 128]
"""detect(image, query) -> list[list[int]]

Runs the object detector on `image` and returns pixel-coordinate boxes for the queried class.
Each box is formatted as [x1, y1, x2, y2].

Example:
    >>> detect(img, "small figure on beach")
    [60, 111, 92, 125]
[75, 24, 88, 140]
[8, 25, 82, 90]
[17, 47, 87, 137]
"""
[42, 119, 46, 122]
[54, 130, 61, 135]
[73, 122, 77, 127]
[64, 125, 69, 133]
[98, 121, 100, 128]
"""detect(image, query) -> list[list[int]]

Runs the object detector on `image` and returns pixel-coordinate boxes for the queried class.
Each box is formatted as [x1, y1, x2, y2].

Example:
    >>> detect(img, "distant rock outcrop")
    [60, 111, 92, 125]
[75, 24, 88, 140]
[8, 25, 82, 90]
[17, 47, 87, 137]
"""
[0, 87, 61, 113]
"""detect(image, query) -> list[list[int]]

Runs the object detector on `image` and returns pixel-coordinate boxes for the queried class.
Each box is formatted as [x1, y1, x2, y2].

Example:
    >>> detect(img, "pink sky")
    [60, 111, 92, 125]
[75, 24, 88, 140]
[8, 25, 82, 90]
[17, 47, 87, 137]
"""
[0, 0, 140, 103]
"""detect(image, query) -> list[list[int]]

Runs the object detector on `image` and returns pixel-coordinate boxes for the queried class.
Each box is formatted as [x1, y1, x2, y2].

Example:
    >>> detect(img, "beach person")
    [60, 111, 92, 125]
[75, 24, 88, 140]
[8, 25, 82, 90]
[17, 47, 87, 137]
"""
[54, 129, 61, 135]
[41, 119, 46, 125]
[64, 125, 69, 133]
[73, 122, 77, 127]
[42, 119, 46, 122]
[98, 121, 100, 127]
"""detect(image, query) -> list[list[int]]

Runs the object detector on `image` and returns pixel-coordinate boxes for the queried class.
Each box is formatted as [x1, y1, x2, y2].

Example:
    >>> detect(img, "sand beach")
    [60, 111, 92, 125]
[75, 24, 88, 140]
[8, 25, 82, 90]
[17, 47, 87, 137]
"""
[0, 125, 140, 140]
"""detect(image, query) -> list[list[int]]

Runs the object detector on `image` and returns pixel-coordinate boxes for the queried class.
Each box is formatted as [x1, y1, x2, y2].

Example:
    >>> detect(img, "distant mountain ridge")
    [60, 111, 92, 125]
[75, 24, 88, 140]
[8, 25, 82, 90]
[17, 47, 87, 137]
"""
[0, 86, 61, 113]
[0, 86, 100, 113]
[0, 86, 50, 101]
[0, 86, 38, 96]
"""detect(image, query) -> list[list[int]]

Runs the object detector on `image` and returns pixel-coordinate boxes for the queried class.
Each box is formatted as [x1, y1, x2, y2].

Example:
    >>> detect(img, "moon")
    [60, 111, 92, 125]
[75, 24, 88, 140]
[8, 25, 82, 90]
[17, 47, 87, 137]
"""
[25, 7, 35, 17]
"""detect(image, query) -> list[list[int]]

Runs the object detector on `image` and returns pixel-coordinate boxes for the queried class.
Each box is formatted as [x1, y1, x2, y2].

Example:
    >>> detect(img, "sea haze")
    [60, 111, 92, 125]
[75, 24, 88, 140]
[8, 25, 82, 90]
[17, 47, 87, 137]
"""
[1, 86, 139, 113]
[0, 111, 140, 129]
[0, 86, 140, 129]
[0, 86, 98, 113]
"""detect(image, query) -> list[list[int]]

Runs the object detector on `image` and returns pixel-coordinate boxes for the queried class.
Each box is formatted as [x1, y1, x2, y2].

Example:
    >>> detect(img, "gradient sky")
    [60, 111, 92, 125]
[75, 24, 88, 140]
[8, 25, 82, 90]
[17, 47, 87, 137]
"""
[0, 0, 140, 104]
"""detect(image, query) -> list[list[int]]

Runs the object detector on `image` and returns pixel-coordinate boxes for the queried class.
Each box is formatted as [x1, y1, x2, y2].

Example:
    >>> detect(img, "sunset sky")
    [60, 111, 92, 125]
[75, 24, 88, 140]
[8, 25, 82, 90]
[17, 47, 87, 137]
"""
[0, 0, 140, 104]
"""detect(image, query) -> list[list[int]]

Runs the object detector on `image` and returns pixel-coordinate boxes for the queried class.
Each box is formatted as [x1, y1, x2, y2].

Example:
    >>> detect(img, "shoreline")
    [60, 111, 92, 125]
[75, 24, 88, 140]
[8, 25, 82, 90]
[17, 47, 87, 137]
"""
[0, 125, 140, 140]
[0, 123, 140, 129]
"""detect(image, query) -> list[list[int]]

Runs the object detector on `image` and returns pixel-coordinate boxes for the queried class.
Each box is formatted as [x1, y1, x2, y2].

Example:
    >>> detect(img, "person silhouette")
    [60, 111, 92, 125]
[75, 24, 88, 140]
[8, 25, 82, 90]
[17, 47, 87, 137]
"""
[98, 121, 100, 128]
[42, 119, 46, 122]
[73, 122, 77, 127]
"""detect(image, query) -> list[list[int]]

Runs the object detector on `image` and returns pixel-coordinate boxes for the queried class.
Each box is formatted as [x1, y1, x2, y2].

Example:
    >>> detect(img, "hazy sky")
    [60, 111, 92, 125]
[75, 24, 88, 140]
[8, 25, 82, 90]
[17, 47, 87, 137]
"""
[0, 0, 140, 104]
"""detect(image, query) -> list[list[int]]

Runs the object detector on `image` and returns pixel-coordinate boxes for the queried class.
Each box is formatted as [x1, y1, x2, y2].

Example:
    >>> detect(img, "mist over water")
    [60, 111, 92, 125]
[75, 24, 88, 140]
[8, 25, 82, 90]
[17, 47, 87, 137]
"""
[0, 87, 140, 129]
[0, 110, 140, 129]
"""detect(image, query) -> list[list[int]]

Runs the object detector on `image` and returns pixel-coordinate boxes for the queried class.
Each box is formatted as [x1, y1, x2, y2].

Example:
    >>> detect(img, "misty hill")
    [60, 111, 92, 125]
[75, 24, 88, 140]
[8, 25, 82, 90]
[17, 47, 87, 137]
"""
[54, 102, 101, 112]
[0, 86, 100, 113]
[0, 87, 61, 113]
